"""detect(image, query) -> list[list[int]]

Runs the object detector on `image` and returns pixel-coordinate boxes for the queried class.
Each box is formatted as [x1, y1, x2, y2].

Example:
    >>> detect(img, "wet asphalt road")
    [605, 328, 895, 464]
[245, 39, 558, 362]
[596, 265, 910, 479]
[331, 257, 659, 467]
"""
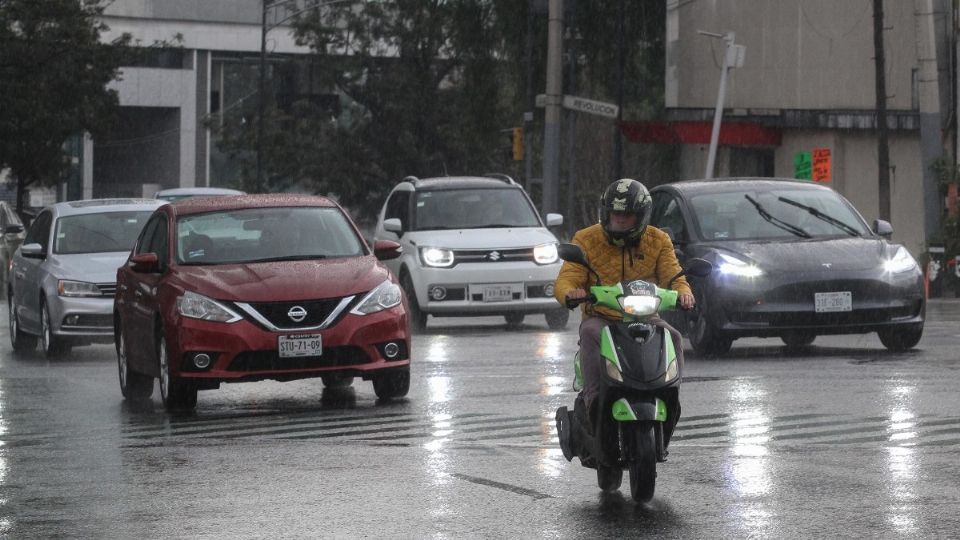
[0, 301, 959, 538]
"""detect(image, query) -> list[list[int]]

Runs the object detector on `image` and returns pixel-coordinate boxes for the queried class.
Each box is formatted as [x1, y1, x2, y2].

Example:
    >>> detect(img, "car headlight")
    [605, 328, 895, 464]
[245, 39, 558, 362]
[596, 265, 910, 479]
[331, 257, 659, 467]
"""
[883, 246, 918, 274]
[605, 359, 624, 382]
[420, 247, 454, 268]
[177, 291, 242, 323]
[533, 243, 558, 264]
[718, 253, 763, 278]
[350, 280, 402, 315]
[619, 295, 661, 316]
[665, 358, 679, 382]
[57, 280, 102, 297]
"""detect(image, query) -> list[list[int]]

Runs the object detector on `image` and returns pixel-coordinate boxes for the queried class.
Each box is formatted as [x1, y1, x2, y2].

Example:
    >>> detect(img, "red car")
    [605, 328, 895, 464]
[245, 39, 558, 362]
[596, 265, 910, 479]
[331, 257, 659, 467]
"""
[114, 194, 410, 411]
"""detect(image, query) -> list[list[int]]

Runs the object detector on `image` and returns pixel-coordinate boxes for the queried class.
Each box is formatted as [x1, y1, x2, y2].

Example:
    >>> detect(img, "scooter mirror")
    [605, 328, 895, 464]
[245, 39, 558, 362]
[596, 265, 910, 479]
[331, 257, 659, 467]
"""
[685, 258, 713, 278]
[557, 243, 589, 266]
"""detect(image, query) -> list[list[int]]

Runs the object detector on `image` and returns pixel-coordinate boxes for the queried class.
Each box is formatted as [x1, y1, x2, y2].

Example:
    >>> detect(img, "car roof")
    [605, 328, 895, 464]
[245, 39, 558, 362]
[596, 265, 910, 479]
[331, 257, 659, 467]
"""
[656, 177, 835, 196]
[399, 175, 521, 191]
[49, 198, 166, 217]
[168, 193, 339, 216]
[155, 187, 245, 197]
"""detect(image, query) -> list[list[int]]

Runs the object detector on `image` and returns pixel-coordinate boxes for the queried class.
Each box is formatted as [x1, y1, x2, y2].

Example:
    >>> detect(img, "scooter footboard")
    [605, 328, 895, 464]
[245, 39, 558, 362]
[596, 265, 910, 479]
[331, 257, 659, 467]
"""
[611, 397, 667, 422]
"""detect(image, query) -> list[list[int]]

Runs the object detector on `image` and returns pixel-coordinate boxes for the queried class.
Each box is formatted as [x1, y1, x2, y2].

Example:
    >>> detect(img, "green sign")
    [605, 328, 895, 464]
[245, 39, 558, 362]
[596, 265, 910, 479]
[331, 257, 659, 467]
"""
[794, 151, 812, 180]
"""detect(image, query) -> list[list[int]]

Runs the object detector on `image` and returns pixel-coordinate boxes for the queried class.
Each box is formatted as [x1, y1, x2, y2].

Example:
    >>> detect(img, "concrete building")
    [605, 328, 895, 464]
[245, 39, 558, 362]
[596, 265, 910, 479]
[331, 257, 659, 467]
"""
[626, 0, 953, 255]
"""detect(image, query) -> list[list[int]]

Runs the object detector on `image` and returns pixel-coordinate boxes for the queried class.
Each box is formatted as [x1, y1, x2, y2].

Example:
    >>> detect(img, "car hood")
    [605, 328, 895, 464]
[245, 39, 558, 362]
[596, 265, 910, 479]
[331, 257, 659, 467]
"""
[172, 256, 390, 302]
[712, 237, 896, 272]
[405, 228, 558, 249]
[49, 252, 130, 283]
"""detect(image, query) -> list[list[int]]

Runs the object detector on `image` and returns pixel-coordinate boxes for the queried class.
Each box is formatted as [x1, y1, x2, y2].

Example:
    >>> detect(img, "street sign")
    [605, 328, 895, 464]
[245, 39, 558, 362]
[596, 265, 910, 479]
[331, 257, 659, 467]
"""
[813, 147, 832, 182]
[562, 95, 619, 119]
[794, 151, 812, 180]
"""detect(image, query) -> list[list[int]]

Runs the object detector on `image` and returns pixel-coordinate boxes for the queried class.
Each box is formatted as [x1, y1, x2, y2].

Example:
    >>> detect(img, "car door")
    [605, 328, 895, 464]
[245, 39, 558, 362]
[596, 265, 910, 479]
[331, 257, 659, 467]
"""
[12, 209, 53, 333]
[124, 213, 168, 370]
[375, 190, 410, 276]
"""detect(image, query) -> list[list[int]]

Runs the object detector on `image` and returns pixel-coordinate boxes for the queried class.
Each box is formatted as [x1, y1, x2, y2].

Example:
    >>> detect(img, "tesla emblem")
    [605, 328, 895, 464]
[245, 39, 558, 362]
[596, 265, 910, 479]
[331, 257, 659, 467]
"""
[488, 251, 501, 261]
[822, 263, 832, 268]
[287, 306, 308, 322]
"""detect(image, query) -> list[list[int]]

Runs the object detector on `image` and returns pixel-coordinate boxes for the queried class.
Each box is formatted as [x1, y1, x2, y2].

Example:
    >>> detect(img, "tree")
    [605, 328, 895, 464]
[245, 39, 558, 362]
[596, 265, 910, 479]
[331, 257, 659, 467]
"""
[0, 0, 131, 212]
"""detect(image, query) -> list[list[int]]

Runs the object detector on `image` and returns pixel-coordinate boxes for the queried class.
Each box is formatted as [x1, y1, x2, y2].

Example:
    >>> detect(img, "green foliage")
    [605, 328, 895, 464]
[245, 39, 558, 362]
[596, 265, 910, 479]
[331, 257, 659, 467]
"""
[0, 0, 133, 209]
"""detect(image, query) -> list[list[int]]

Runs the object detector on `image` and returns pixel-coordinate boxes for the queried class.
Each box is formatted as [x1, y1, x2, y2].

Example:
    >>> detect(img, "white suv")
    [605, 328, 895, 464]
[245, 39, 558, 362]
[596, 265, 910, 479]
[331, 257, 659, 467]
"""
[373, 175, 568, 331]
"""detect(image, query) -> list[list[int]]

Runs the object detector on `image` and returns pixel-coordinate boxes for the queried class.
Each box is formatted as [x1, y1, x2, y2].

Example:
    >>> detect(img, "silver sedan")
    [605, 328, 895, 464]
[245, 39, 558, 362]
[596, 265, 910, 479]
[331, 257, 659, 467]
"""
[8, 199, 164, 357]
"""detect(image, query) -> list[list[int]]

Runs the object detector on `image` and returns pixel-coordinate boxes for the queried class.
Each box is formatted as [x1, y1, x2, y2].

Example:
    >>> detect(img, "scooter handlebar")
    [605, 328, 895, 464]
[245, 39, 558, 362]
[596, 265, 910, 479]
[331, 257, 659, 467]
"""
[565, 294, 597, 309]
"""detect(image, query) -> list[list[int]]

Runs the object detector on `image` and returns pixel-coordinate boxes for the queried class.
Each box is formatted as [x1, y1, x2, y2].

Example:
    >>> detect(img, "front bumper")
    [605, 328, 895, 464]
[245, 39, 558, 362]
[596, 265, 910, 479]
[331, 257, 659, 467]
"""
[50, 295, 114, 337]
[410, 261, 563, 315]
[167, 304, 410, 383]
[704, 269, 925, 337]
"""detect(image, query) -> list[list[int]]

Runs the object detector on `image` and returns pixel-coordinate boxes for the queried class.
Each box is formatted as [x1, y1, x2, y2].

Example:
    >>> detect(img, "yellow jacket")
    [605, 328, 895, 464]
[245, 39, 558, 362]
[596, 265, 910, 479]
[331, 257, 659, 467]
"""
[553, 223, 692, 320]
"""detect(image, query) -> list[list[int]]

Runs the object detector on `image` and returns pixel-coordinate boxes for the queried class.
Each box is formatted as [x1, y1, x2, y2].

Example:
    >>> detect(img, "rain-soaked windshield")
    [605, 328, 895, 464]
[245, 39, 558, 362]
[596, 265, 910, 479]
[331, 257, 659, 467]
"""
[176, 207, 364, 264]
[53, 211, 155, 254]
[413, 188, 541, 230]
[689, 188, 871, 241]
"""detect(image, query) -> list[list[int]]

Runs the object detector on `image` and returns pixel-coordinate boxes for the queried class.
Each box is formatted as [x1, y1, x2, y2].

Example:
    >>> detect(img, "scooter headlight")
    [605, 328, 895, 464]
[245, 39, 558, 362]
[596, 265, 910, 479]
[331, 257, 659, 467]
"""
[620, 295, 661, 316]
[605, 359, 624, 382]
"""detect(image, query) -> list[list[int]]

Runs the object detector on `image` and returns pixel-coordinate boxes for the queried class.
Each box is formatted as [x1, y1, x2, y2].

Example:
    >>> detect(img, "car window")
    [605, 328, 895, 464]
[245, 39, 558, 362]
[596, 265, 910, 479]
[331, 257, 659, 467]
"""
[142, 215, 169, 266]
[53, 211, 155, 254]
[689, 188, 871, 241]
[135, 215, 160, 256]
[24, 210, 52, 250]
[413, 188, 540, 230]
[651, 193, 686, 241]
[176, 206, 365, 264]
[384, 191, 410, 228]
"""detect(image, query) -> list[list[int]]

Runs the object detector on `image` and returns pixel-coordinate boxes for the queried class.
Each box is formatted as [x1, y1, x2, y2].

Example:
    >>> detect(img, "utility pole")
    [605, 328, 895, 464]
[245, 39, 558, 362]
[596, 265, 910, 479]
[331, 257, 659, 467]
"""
[541, 0, 563, 215]
[564, 0, 579, 237]
[257, 1, 269, 194]
[873, 0, 891, 221]
[524, 0, 536, 191]
[612, 0, 625, 180]
[700, 30, 743, 179]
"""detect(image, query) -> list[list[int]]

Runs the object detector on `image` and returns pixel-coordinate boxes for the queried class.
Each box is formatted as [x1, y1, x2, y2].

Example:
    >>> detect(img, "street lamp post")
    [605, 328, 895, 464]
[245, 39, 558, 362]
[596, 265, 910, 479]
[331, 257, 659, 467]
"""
[699, 30, 744, 180]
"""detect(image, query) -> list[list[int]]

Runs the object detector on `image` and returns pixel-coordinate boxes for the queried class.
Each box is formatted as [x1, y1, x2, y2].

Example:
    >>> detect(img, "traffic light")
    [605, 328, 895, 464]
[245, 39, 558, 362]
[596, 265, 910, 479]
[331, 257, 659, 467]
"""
[511, 127, 524, 161]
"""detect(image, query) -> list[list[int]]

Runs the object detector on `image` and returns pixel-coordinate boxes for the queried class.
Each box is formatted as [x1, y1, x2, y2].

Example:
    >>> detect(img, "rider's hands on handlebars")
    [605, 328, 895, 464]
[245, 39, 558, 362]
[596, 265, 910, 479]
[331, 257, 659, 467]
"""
[678, 293, 696, 310]
[565, 288, 589, 309]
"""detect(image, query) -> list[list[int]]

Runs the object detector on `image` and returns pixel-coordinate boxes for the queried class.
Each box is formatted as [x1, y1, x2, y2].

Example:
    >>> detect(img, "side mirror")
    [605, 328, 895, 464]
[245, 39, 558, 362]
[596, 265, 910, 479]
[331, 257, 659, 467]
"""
[873, 219, 893, 238]
[557, 243, 588, 266]
[130, 252, 160, 273]
[4, 224, 24, 234]
[373, 239, 403, 261]
[19, 243, 44, 259]
[545, 213, 563, 227]
[383, 218, 403, 234]
[685, 257, 713, 278]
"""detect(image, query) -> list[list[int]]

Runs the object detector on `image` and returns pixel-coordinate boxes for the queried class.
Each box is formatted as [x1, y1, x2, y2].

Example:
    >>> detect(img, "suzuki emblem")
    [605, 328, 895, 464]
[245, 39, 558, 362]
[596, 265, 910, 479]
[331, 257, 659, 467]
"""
[287, 306, 308, 322]
[488, 251, 501, 261]
[822, 263, 832, 268]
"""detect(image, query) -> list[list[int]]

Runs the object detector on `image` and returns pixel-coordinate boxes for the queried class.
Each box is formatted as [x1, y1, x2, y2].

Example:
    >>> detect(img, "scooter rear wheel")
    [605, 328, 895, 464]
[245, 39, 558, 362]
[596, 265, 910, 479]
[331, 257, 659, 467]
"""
[597, 465, 623, 492]
[628, 424, 657, 503]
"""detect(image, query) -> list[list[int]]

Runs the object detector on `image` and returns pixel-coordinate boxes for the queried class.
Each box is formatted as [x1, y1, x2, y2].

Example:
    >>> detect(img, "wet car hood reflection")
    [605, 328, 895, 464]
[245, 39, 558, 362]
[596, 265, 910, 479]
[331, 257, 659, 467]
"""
[711, 237, 893, 272]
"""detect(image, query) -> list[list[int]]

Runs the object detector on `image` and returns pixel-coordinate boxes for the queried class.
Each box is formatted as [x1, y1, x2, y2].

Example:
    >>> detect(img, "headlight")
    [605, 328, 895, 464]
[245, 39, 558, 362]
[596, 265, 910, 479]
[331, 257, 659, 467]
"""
[57, 280, 102, 297]
[177, 291, 242, 323]
[665, 359, 679, 382]
[718, 253, 763, 278]
[420, 247, 454, 268]
[605, 359, 623, 382]
[533, 243, 558, 264]
[350, 280, 402, 315]
[620, 295, 661, 316]
[883, 246, 918, 274]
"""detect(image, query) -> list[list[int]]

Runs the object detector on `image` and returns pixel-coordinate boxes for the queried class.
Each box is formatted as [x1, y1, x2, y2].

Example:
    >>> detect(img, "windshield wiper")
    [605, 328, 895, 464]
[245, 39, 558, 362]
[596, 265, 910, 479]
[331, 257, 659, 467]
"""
[777, 196, 861, 237]
[248, 254, 330, 263]
[743, 195, 811, 239]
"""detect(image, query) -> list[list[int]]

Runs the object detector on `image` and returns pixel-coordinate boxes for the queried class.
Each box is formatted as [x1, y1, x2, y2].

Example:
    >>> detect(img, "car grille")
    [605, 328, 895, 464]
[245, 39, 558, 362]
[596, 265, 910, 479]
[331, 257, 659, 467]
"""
[239, 297, 353, 330]
[227, 347, 370, 371]
[97, 283, 117, 297]
[451, 248, 535, 264]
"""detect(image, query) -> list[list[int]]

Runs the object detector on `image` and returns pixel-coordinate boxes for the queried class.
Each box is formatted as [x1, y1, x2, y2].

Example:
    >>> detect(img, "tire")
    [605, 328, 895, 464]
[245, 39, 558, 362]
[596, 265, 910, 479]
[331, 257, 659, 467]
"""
[628, 424, 658, 503]
[545, 308, 570, 330]
[597, 465, 623, 492]
[40, 298, 70, 358]
[689, 309, 732, 357]
[321, 374, 354, 388]
[400, 273, 427, 333]
[877, 323, 923, 352]
[8, 293, 38, 353]
[157, 326, 197, 411]
[781, 331, 816, 348]
[504, 313, 525, 326]
[116, 321, 153, 400]
[373, 368, 410, 400]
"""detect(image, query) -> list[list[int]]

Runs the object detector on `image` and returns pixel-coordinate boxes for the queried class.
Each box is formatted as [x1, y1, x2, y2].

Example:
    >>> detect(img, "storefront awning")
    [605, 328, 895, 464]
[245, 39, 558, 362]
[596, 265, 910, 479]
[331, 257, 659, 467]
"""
[620, 120, 782, 146]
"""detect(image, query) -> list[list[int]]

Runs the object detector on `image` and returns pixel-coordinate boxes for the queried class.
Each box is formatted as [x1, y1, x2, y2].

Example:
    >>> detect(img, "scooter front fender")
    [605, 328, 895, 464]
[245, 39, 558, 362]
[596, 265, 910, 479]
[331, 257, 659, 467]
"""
[612, 397, 667, 422]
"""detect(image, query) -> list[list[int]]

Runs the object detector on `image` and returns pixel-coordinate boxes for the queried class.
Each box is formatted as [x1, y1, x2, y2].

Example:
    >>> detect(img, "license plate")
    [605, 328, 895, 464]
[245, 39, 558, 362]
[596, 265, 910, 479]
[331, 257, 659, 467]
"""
[814, 292, 852, 313]
[482, 285, 514, 302]
[278, 334, 322, 358]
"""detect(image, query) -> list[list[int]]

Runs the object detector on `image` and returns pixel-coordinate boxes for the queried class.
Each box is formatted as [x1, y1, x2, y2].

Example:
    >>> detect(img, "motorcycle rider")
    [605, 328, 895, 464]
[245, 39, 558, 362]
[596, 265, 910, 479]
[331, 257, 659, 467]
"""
[553, 178, 695, 464]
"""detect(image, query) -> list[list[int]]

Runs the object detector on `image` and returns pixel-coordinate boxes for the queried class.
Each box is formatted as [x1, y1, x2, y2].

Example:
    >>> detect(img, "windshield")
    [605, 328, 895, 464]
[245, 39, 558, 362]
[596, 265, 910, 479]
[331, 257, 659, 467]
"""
[54, 211, 155, 254]
[176, 206, 365, 264]
[413, 188, 541, 230]
[689, 188, 870, 241]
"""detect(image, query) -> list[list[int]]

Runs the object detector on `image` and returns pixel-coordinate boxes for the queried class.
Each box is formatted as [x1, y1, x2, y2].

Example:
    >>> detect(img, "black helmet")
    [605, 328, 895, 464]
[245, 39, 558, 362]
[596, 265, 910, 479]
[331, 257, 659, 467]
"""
[599, 178, 652, 247]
